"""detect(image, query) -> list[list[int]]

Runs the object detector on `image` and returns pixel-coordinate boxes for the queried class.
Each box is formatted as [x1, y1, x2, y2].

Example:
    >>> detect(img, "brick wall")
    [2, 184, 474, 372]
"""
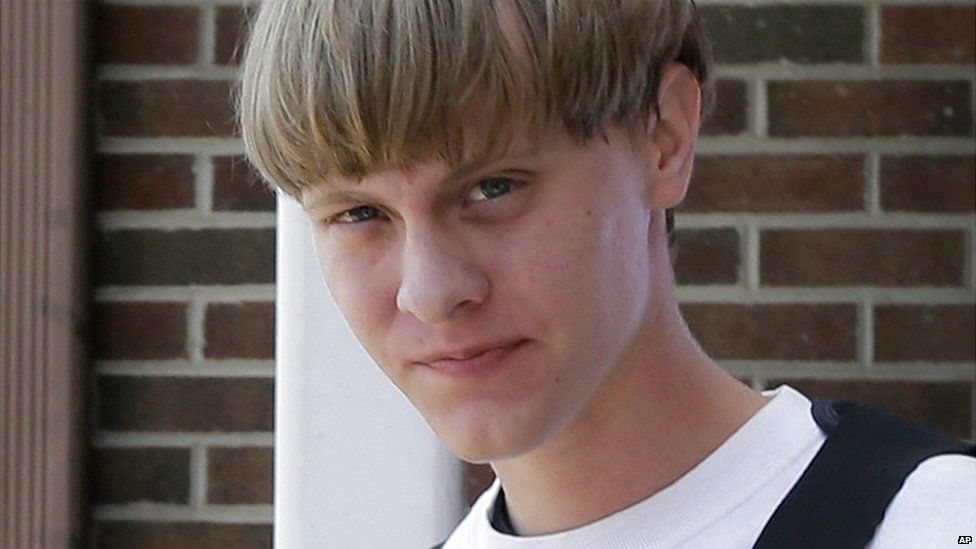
[679, 0, 975, 440]
[90, 0, 975, 544]
[92, 2, 272, 547]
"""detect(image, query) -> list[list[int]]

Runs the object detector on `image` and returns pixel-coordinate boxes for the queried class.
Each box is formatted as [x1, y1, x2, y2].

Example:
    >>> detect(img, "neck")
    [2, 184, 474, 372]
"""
[489, 273, 768, 536]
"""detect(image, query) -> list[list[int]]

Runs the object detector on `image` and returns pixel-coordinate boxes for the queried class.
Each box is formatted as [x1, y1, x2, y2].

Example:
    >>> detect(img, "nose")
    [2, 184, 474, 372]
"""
[395, 225, 489, 325]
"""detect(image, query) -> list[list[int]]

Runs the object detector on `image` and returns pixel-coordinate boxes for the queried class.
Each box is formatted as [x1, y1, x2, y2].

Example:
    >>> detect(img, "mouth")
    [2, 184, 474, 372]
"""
[420, 339, 528, 378]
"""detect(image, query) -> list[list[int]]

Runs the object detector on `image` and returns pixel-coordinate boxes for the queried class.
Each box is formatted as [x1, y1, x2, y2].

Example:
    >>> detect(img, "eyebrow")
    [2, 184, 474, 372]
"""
[304, 149, 536, 210]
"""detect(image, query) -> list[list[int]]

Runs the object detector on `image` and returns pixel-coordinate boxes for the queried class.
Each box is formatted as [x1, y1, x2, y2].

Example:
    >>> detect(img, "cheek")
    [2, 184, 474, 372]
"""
[500, 209, 612, 330]
[595, 202, 652, 321]
[512, 200, 650, 351]
[515, 203, 644, 295]
[316, 236, 396, 350]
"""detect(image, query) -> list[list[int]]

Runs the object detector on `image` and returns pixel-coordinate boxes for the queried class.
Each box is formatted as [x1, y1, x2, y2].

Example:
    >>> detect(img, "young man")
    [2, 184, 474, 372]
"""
[237, 1, 975, 546]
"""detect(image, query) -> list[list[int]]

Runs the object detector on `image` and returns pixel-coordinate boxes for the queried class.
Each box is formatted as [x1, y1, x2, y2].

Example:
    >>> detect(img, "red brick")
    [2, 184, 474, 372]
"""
[93, 448, 190, 504]
[772, 379, 973, 439]
[681, 303, 857, 360]
[882, 6, 976, 64]
[96, 6, 198, 65]
[760, 229, 965, 287]
[768, 80, 972, 137]
[208, 447, 273, 504]
[213, 156, 275, 212]
[95, 229, 275, 286]
[99, 377, 274, 432]
[204, 302, 275, 359]
[215, 5, 254, 66]
[686, 155, 863, 212]
[881, 155, 975, 212]
[97, 522, 271, 549]
[94, 154, 195, 211]
[700, 5, 863, 64]
[875, 305, 975, 362]
[93, 302, 187, 360]
[702, 80, 747, 136]
[99, 80, 236, 137]
[673, 228, 740, 285]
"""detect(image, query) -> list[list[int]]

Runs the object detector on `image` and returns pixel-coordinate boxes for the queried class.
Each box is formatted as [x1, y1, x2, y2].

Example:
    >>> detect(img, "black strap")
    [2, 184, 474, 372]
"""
[429, 489, 513, 548]
[753, 399, 976, 549]
[491, 487, 518, 534]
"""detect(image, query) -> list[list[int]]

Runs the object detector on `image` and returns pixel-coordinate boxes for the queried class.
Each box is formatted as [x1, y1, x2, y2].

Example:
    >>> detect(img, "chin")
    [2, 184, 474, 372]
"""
[446, 440, 529, 465]
[432, 414, 553, 465]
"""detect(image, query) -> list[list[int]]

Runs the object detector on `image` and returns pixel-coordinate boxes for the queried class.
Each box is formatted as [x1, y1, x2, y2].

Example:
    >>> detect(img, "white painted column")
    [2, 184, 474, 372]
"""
[275, 194, 464, 548]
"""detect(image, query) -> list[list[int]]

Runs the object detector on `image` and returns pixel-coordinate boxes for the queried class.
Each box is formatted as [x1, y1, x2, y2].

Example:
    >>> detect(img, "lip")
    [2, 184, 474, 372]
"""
[417, 339, 528, 378]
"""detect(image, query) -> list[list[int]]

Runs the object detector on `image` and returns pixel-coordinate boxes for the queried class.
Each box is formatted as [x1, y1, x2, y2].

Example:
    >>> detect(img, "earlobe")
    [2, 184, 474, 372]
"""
[642, 62, 702, 210]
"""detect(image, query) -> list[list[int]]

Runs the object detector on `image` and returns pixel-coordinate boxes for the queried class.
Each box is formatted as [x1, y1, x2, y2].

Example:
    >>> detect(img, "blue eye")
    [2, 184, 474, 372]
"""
[469, 177, 515, 202]
[333, 205, 382, 224]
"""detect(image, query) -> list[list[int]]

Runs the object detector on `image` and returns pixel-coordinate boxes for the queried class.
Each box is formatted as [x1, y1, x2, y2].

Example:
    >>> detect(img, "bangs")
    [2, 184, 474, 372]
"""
[237, 0, 712, 197]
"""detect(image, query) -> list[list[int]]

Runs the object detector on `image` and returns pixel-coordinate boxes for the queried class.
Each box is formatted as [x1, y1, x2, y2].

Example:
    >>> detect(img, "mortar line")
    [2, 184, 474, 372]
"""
[200, 5, 216, 68]
[188, 296, 207, 364]
[744, 221, 760, 290]
[866, 2, 881, 67]
[970, 73, 976, 149]
[677, 212, 975, 229]
[713, 65, 975, 80]
[720, 360, 976, 381]
[97, 64, 976, 81]
[865, 152, 881, 216]
[97, 136, 976, 155]
[673, 287, 976, 304]
[750, 377, 766, 392]
[97, 66, 238, 80]
[95, 361, 275, 378]
[97, 211, 275, 230]
[751, 77, 768, 138]
[99, 0, 259, 6]
[966, 224, 976, 293]
[693, 0, 974, 7]
[93, 285, 276, 302]
[190, 445, 208, 508]
[93, 504, 272, 523]
[98, 138, 244, 155]
[859, 299, 875, 368]
[195, 155, 214, 214]
[94, 432, 274, 448]
[970, 384, 975, 442]
[696, 137, 976, 155]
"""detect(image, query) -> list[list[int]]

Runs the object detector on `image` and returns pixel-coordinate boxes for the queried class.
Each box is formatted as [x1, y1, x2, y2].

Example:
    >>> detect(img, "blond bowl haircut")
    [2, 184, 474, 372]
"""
[237, 0, 714, 248]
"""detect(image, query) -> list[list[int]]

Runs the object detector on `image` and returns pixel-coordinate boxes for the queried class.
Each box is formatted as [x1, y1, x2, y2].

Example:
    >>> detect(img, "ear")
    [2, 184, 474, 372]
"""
[637, 62, 701, 210]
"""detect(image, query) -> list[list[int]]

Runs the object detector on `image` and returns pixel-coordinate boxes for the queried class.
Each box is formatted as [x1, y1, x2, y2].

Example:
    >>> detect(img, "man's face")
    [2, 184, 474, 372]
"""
[303, 126, 658, 462]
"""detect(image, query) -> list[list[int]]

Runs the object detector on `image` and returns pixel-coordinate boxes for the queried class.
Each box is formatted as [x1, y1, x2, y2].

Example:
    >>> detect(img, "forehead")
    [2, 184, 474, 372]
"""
[300, 124, 555, 205]
[300, 122, 644, 213]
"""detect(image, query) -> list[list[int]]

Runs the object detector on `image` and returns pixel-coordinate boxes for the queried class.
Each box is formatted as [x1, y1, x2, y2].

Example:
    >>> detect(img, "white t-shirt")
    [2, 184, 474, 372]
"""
[442, 384, 976, 548]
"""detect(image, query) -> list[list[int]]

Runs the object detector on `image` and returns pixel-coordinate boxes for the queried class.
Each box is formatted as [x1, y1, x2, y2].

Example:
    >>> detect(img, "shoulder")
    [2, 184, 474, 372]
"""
[869, 453, 976, 547]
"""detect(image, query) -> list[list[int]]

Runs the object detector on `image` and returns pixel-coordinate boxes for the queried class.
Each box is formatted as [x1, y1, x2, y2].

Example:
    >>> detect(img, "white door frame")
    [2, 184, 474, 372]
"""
[275, 195, 463, 548]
